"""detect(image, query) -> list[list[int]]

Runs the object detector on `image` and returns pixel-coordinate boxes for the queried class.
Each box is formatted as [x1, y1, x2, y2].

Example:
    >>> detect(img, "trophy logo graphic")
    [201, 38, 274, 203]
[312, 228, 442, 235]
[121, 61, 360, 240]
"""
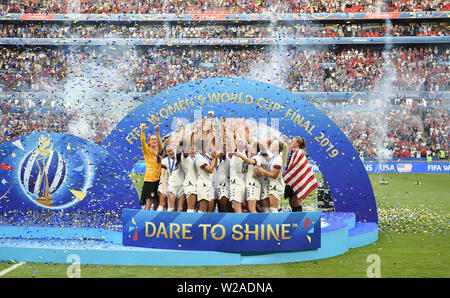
[19, 135, 66, 207]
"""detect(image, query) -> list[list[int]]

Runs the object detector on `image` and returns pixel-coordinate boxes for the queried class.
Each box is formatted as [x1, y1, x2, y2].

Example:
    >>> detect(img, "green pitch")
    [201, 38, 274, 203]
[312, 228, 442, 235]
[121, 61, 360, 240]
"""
[1, 173, 449, 278]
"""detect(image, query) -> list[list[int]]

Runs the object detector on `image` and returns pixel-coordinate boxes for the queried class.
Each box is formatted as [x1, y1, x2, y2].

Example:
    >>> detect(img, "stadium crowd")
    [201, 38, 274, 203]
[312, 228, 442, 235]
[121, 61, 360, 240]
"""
[1, 0, 449, 14]
[0, 47, 68, 92]
[0, 101, 70, 141]
[1, 95, 448, 159]
[0, 1, 448, 160]
[287, 46, 449, 92]
[0, 44, 448, 158]
[0, 44, 448, 159]
[0, 21, 447, 39]
[0, 45, 448, 93]
[0, 99, 115, 145]
[328, 101, 449, 160]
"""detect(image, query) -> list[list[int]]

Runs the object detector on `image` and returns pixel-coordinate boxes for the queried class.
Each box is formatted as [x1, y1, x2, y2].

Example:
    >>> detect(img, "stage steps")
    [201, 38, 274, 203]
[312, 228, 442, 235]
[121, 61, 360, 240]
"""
[0, 212, 378, 266]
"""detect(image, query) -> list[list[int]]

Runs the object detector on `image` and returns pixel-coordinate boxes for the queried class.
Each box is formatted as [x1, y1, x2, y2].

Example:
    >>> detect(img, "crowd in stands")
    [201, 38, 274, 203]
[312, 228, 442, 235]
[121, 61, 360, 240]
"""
[422, 105, 449, 158]
[1, 0, 449, 14]
[133, 47, 263, 93]
[0, 99, 115, 145]
[287, 46, 449, 92]
[0, 47, 68, 92]
[325, 99, 449, 159]
[0, 0, 448, 159]
[0, 101, 70, 142]
[0, 21, 448, 39]
[1, 94, 447, 159]
[0, 45, 448, 94]
[0, 44, 448, 159]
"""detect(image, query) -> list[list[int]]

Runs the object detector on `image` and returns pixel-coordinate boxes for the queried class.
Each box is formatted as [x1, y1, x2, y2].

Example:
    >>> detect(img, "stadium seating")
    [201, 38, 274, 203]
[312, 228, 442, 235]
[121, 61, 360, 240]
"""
[0, 2, 448, 159]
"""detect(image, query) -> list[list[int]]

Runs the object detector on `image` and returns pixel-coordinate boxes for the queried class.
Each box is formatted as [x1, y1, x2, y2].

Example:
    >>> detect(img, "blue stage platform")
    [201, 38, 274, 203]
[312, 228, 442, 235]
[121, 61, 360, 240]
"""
[0, 212, 378, 266]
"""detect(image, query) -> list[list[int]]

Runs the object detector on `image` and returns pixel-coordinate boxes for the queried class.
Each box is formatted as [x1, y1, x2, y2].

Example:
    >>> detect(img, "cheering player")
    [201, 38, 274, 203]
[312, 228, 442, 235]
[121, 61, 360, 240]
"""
[283, 137, 318, 212]
[139, 123, 163, 211]
[256, 139, 288, 213]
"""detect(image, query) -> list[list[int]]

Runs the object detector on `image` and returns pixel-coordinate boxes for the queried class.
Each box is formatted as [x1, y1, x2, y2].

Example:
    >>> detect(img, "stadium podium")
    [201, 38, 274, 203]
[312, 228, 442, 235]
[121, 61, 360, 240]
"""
[0, 212, 377, 266]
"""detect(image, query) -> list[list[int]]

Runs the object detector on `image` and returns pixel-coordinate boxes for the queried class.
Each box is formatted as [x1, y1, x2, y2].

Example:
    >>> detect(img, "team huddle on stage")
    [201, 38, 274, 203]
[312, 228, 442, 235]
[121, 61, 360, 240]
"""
[139, 117, 318, 213]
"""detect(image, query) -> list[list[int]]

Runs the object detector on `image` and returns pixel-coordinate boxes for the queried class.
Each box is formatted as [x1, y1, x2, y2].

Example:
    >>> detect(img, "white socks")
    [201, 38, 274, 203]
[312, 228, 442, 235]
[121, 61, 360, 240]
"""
[261, 207, 277, 213]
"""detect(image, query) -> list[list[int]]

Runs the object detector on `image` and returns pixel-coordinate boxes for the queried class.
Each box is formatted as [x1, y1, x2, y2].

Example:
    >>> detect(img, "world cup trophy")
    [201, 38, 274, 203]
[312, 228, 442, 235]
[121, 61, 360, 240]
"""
[20, 135, 66, 207]
[34, 135, 54, 206]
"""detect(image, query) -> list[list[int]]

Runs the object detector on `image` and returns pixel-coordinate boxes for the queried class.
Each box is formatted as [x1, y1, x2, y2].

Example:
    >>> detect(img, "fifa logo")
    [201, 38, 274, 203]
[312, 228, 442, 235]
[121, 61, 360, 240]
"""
[128, 217, 138, 241]
[0, 132, 134, 214]
[19, 135, 67, 208]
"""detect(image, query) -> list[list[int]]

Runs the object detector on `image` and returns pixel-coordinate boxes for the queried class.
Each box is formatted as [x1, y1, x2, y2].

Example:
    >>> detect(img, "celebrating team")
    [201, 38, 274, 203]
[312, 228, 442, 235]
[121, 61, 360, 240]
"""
[139, 117, 316, 213]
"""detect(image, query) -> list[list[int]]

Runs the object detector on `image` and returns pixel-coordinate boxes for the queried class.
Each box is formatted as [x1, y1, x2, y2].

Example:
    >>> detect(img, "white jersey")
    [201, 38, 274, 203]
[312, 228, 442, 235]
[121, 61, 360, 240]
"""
[230, 153, 246, 186]
[195, 153, 213, 188]
[180, 154, 197, 187]
[258, 153, 270, 172]
[158, 156, 170, 194]
[213, 156, 230, 188]
[162, 155, 184, 187]
[257, 154, 270, 199]
[268, 154, 285, 191]
[161, 156, 173, 184]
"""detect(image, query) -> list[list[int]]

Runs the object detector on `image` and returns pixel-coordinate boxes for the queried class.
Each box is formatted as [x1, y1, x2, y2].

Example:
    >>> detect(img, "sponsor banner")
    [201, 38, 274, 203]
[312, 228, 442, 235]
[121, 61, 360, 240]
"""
[122, 208, 322, 252]
[363, 162, 450, 174]
[18, 14, 57, 20]
[310, 162, 450, 174]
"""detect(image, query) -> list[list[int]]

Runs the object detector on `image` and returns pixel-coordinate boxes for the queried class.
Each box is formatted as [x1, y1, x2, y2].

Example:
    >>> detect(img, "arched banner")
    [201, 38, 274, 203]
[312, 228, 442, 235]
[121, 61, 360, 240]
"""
[101, 78, 377, 223]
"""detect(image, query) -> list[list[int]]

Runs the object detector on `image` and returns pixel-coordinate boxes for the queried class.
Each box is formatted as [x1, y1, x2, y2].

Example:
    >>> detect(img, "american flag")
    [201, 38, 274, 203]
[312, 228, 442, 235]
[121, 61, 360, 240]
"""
[397, 163, 413, 173]
[283, 149, 318, 200]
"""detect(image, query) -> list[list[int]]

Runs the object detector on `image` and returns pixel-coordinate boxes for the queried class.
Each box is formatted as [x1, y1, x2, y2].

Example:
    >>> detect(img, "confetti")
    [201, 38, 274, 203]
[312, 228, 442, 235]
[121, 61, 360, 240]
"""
[377, 200, 449, 236]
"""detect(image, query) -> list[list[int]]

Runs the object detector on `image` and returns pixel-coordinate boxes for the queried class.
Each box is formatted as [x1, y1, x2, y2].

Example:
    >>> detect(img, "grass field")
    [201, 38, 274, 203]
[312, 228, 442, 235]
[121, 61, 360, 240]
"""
[0, 173, 449, 278]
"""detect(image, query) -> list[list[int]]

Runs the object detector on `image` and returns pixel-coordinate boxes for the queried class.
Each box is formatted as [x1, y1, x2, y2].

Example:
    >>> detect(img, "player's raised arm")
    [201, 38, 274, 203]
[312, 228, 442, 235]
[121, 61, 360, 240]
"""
[232, 152, 257, 166]
[155, 124, 163, 154]
[140, 123, 150, 154]
[201, 151, 218, 174]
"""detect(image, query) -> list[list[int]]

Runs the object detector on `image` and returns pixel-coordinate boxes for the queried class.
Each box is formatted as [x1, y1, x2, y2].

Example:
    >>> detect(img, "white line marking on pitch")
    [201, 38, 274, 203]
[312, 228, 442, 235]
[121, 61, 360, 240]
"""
[0, 262, 26, 277]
